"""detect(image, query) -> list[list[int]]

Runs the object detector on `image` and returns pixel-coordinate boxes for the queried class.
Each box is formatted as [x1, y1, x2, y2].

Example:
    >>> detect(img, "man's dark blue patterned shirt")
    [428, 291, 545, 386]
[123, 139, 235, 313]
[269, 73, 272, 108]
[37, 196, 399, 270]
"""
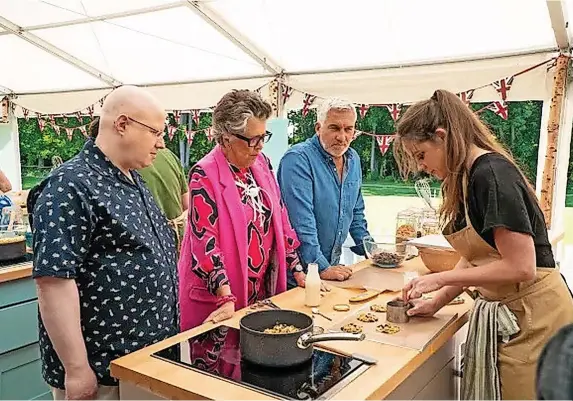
[28, 140, 179, 389]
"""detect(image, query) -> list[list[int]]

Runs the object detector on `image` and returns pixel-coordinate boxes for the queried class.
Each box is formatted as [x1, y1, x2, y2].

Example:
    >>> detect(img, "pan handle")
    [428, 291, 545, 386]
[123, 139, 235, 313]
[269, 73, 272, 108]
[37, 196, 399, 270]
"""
[297, 332, 365, 349]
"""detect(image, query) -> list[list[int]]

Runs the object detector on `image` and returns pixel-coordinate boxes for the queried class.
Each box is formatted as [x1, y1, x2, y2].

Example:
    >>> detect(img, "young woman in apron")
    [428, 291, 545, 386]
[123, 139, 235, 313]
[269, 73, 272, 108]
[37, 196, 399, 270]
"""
[393, 89, 573, 400]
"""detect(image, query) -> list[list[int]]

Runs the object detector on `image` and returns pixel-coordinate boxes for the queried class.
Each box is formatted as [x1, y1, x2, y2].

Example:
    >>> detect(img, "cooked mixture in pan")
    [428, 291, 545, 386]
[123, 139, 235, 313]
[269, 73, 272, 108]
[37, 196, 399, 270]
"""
[370, 304, 387, 313]
[357, 312, 379, 322]
[341, 323, 363, 333]
[376, 323, 401, 334]
[0, 235, 25, 245]
[263, 323, 300, 334]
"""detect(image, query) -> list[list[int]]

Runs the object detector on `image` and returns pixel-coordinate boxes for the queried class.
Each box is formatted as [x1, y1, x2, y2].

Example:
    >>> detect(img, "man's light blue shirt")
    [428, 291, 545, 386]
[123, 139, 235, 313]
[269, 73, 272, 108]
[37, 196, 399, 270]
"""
[277, 135, 372, 274]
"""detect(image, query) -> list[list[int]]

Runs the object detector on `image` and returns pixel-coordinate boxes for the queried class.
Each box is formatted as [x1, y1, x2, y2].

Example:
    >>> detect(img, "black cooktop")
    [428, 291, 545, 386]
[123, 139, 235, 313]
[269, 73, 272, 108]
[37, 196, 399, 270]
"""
[151, 325, 371, 400]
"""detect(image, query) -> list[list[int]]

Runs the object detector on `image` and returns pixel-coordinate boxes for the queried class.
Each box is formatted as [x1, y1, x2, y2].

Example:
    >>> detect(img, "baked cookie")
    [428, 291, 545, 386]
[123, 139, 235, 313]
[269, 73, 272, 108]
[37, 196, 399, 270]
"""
[357, 312, 378, 322]
[376, 323, 401, 334]
[370, 304, 387, 313]
[341, 323, 363, 334]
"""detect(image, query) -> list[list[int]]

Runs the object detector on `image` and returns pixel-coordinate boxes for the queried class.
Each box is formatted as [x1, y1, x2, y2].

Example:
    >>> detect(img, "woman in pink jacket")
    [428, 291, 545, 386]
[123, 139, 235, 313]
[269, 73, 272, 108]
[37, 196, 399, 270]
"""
[178, 89, 306, 331]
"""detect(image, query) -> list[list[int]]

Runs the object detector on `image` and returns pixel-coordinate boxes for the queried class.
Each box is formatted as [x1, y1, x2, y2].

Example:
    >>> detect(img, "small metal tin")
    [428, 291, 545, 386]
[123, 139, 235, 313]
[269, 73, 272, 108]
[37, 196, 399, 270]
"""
[386, 300, 412, 323]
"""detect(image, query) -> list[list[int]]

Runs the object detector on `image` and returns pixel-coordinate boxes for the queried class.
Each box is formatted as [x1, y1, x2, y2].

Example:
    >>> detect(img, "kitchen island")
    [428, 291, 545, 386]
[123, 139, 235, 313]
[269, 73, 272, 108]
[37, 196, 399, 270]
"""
[111, 257, 472, 400]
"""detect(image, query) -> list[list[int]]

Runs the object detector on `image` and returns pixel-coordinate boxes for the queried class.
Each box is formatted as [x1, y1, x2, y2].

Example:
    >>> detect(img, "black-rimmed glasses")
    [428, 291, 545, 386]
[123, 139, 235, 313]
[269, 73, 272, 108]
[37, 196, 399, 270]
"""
[231, 131, 273, 147]
[127, 116, 165, 138]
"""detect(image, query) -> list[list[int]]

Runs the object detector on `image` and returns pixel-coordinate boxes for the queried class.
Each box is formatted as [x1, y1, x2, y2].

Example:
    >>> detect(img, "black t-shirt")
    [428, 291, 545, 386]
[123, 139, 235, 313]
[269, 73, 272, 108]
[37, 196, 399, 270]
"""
[452, 153, 555, 267]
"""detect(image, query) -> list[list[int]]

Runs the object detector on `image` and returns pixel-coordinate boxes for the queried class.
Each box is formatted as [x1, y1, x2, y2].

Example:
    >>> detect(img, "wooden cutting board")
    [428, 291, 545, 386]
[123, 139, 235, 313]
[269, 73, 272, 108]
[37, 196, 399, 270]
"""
[329, 302, 458, 351]
[324, 266, 406, 292]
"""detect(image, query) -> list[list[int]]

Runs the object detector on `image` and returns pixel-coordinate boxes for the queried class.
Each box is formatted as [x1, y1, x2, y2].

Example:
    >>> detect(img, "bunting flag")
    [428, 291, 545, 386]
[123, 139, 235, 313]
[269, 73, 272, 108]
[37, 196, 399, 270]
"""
[457, 89, 475, 105]
[486, 100, 509, 120]
[301, 94, 316, 117]
[376, 135, 394, 155]
[75, 111, 82, 120]
[173, 110, 181, 125]
[38, 117, 45, 131]
[99, 98, 105, 107]
[205, 127, 214, 142]
[66, 127, 74, 141]
[491, 76, 514, 101]
[192, 110, 200, 126]
[357, 104, 370, 119]
[167, 125, 177, 141]
[282, 85, 293, 105]
[384, 104, 402, 122]
[22, 108, 29, 120]
[87, 105, 94, 119]
[79, 126, 88, 138]
[49, 115, 55, 126]
[186, 129, 195, 145]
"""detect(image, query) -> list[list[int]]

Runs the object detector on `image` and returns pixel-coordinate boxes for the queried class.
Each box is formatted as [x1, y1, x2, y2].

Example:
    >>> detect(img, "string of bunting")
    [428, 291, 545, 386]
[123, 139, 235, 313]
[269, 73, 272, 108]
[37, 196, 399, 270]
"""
[20, 100, 102, 140]
[12, 58, 556, 152]
[16, 81, 268, 144]
[286, 56, 556, 157]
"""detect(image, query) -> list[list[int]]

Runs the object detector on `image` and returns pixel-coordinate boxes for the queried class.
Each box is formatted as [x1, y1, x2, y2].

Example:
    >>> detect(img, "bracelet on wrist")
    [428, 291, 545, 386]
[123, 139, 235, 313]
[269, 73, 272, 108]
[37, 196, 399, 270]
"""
[216, 294, 237, 308]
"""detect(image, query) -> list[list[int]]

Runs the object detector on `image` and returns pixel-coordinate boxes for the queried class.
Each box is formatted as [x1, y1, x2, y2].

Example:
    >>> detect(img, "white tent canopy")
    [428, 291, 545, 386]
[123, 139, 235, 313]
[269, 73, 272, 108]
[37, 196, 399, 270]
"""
[1, 0, 573, 264]
[0, 0, 572, 113]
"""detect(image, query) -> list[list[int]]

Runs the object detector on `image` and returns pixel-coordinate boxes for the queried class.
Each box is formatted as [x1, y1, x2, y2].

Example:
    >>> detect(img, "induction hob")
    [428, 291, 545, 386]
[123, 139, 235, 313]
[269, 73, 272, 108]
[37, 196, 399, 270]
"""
[151, 325, 375, 400]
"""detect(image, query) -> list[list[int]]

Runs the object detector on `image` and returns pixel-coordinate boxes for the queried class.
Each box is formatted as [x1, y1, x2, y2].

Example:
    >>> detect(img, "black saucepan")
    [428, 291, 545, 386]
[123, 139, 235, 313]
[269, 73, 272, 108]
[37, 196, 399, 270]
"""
[239, 309, 365, 368]
[0, 237, 26, 262]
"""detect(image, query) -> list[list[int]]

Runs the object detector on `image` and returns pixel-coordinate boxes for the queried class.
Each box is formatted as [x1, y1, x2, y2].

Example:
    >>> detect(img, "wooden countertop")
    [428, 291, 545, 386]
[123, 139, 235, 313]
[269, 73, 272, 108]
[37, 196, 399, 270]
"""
[0, 261, 32, 284]
[110, 257, 472, 400]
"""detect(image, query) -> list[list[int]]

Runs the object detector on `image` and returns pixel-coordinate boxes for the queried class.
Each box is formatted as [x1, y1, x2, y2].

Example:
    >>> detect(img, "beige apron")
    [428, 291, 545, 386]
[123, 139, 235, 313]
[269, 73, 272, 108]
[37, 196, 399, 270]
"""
[443, 175, 573, 400]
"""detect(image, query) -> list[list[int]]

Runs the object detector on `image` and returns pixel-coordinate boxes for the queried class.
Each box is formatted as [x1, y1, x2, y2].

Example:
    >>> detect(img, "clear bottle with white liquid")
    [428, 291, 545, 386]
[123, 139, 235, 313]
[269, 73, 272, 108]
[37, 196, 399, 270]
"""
[305, 263, 321, 307]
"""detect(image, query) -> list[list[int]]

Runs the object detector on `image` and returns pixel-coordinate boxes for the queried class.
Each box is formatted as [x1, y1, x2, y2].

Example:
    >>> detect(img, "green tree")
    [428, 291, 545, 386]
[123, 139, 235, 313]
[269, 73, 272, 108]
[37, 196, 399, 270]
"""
[472, 101, 542, 185]
[18, 117, 88, 166]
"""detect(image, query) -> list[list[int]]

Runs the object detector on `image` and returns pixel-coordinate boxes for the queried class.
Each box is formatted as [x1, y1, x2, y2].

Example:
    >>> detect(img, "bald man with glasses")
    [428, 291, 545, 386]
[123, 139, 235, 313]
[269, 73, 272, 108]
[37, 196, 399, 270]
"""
[28, 85, 179, 400]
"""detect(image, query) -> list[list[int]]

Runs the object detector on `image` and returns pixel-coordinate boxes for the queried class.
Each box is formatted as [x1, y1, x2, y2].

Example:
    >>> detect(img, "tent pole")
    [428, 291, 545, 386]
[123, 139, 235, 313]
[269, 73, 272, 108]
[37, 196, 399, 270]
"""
[540, 54, 570, 228]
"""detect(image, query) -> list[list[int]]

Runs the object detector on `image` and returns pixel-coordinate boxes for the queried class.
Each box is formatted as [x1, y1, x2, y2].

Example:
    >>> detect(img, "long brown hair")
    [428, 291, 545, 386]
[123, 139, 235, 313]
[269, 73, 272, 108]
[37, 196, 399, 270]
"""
[393, 89, 533, 226]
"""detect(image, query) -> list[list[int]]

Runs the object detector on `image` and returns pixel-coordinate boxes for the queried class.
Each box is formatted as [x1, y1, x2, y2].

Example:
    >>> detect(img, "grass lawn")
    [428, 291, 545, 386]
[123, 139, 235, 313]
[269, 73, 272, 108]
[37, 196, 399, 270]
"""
[362, 178, 440, 197]
[22, 175, 43, 190]
[19, 172, 573, 246]
[361, 181, 573, 246]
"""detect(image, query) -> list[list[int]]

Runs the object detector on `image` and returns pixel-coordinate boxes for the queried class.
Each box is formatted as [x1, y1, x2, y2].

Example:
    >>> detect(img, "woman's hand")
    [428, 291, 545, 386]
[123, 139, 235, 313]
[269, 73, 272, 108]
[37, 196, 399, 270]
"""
[204, 301, 235, 323]
[293, 271, 306, 288]
[294, 272, 331, 292]
[406, 297, 441, 317]
[403, 273, 446, 302]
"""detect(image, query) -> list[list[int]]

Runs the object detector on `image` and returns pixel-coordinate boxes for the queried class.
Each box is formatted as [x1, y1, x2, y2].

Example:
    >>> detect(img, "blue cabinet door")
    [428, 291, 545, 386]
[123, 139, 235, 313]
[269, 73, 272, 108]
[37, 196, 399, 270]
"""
[0, 343, 51, 400]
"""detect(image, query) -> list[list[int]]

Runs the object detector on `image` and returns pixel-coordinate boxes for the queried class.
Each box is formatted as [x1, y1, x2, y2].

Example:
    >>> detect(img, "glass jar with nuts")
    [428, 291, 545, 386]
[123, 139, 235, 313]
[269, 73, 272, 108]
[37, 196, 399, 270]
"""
[395, 210, 418, 253]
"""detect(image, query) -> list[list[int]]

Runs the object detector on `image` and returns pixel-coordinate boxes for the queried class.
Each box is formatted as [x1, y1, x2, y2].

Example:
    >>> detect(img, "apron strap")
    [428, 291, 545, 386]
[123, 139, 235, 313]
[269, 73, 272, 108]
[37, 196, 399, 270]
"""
[461, 173, 471, 225]
[168, 210, 187, 246]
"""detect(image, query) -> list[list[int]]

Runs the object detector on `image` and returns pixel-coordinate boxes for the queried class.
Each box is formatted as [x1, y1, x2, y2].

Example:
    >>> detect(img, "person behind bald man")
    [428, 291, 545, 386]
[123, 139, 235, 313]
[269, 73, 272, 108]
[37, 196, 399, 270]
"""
[27, 85, 179, 400]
